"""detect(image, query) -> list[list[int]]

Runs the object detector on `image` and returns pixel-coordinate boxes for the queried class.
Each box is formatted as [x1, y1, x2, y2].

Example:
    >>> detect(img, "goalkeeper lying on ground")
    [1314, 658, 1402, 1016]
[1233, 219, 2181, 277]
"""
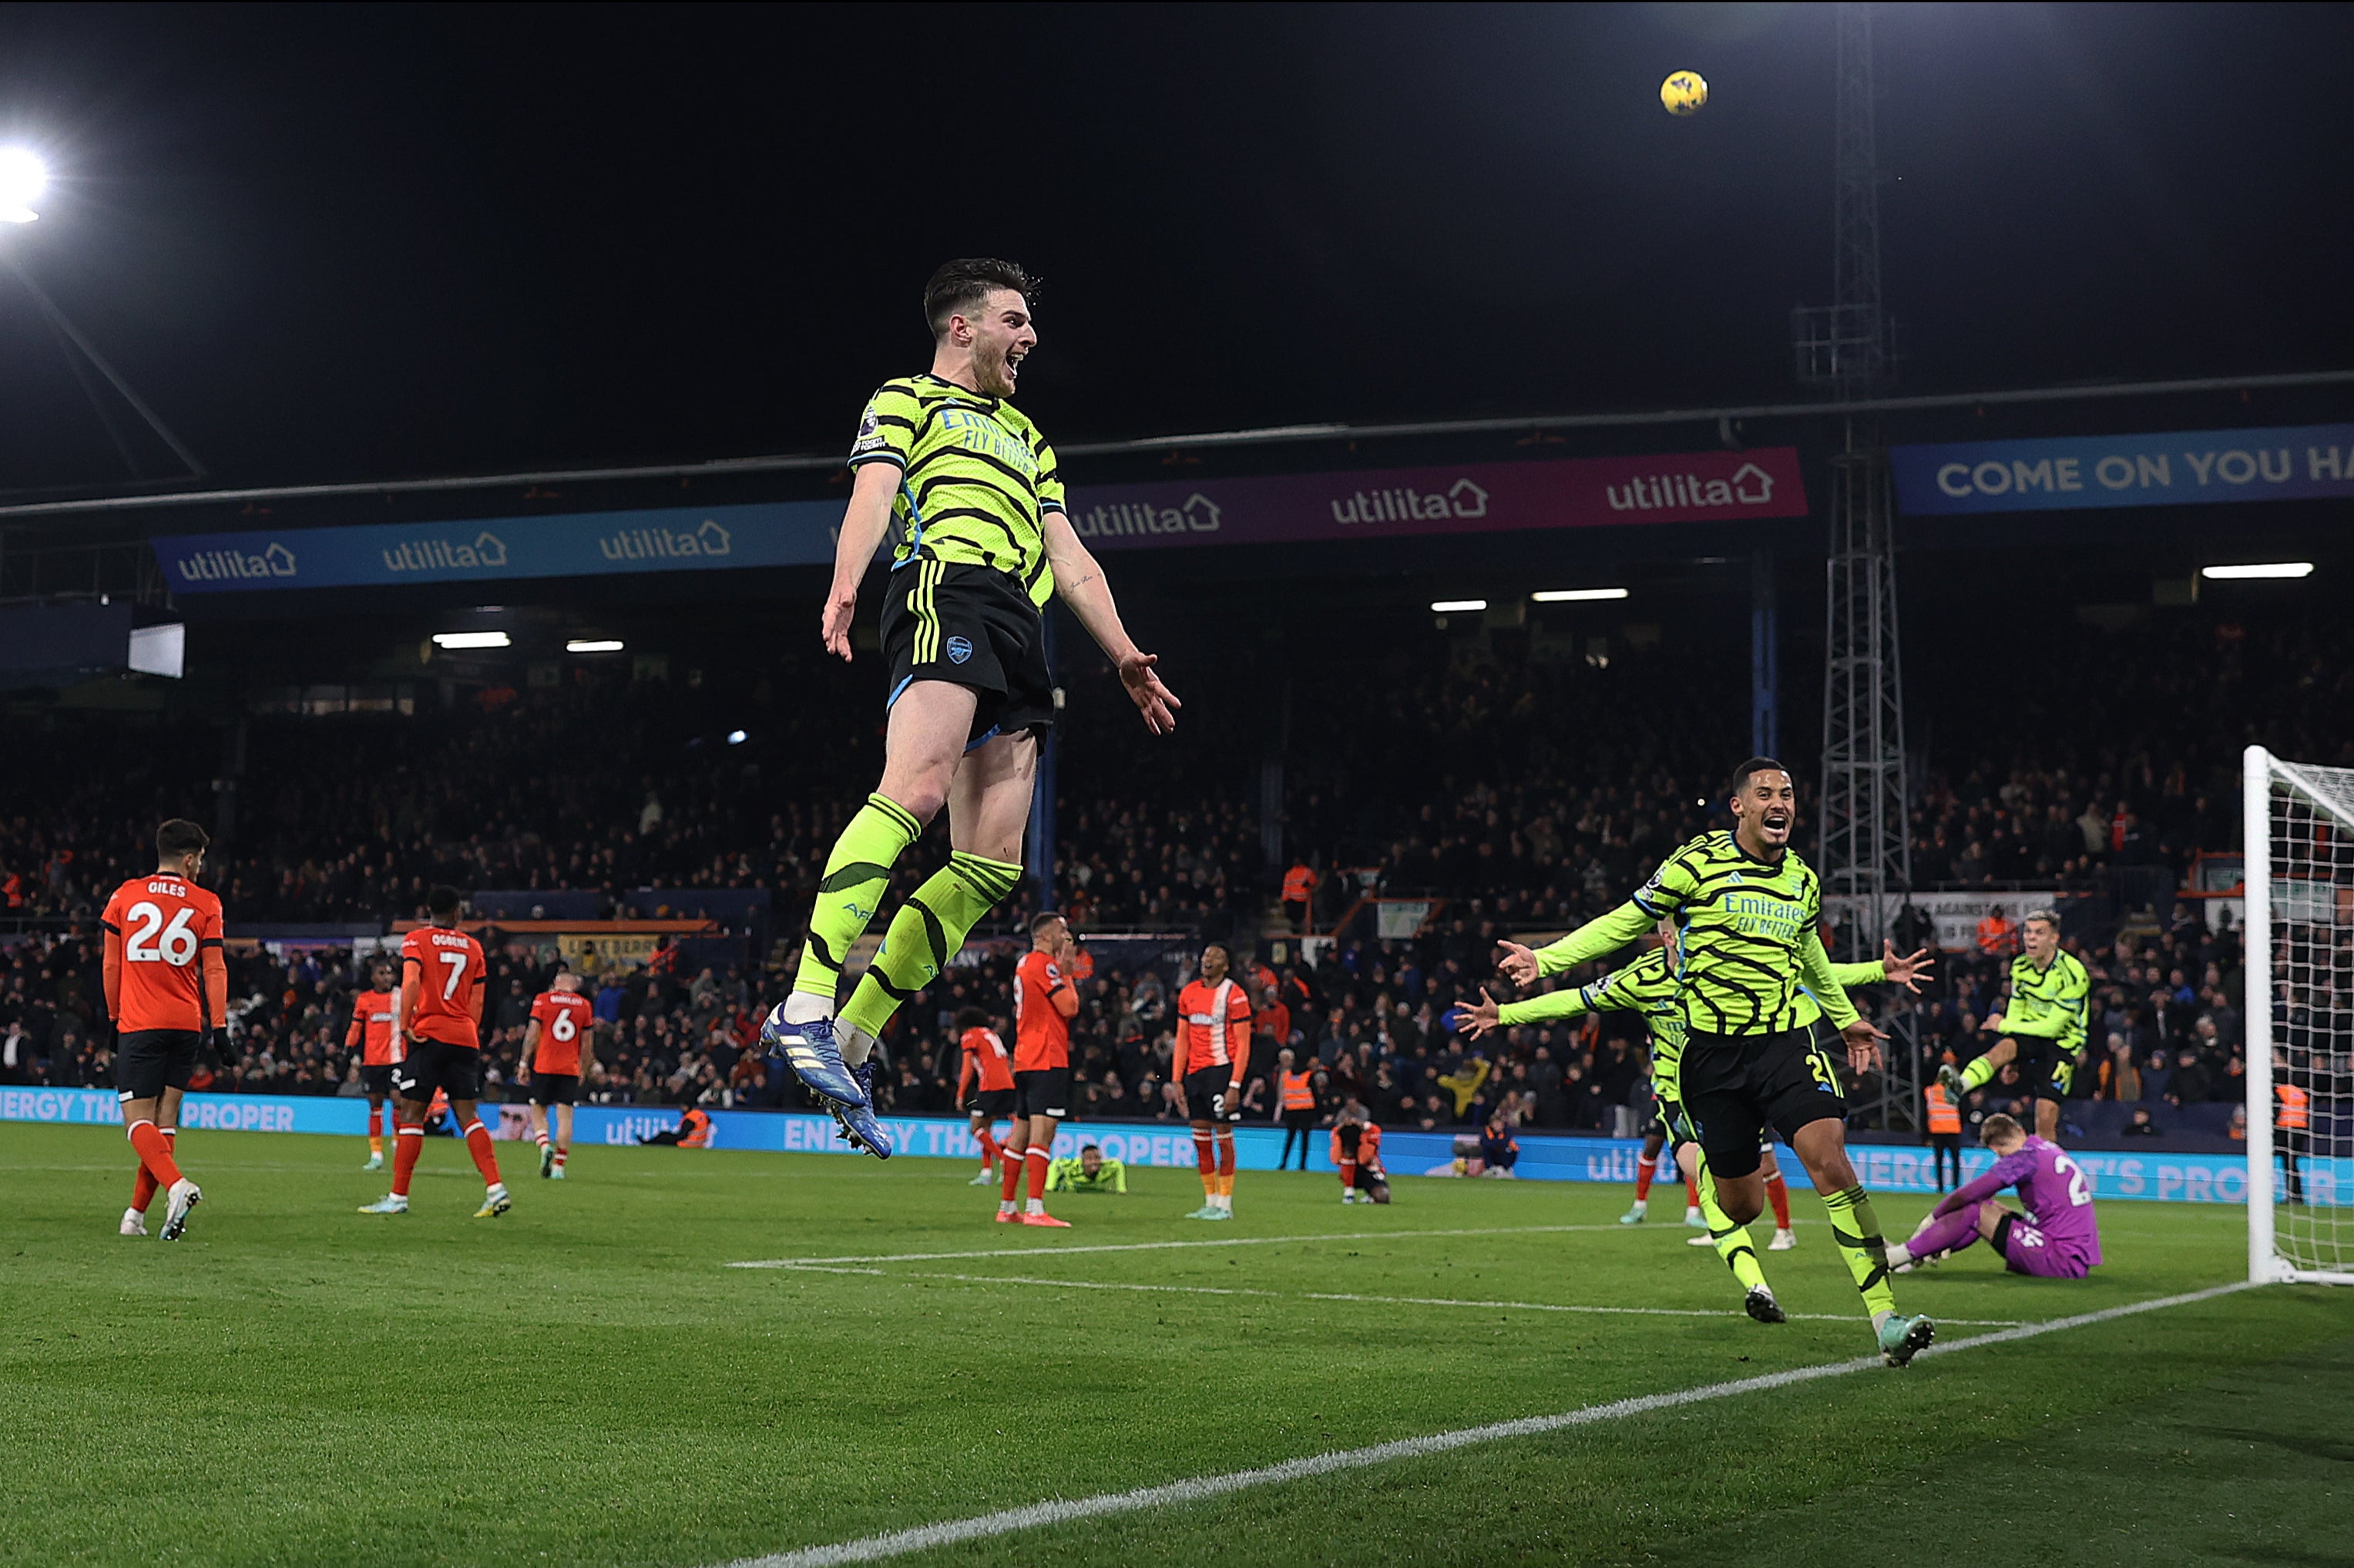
[1046, 1143, 1126, 1193]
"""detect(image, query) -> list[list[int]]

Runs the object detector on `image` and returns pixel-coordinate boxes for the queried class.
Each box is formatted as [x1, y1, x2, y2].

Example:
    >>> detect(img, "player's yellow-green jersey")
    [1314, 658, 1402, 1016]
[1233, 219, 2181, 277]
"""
[1532, 831, 1857, 1036]
[1045, 1154, 1126, 1193]
[1501, 947, 1886, 1099]
[848, 373, 1066, 606]
[1998, 949, 2091, 1053]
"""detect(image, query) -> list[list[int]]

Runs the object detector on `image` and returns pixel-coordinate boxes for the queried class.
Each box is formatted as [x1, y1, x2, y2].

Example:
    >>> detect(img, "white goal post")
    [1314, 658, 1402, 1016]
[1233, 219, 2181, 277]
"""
[2245, 744, 2354, 1285]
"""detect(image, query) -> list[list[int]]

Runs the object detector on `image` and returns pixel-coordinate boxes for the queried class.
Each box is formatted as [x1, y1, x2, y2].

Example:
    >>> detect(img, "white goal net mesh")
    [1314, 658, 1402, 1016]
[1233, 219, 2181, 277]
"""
[2248, 747, 2354, 1284]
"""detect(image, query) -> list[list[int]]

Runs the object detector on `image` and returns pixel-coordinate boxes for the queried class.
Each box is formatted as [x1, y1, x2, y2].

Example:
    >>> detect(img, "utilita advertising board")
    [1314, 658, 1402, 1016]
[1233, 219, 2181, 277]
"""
[150, 448, 1810, 593]
[1068, 448, 1808, 551]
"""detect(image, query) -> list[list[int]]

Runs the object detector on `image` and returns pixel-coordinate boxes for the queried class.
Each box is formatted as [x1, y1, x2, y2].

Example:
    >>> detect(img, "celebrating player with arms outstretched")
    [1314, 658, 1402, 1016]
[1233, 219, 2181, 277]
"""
[1938, 909, 2088, 1143]
[102, 818, 226, 1241]
[1498, 759, 1934, 1367]
[763, 259, 1178, 1158]
[1886, 1113, 2101, 1277]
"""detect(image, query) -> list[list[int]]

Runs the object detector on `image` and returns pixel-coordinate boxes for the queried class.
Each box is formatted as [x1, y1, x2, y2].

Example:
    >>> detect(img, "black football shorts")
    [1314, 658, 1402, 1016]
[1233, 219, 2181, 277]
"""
[880, 560, 1055, 746]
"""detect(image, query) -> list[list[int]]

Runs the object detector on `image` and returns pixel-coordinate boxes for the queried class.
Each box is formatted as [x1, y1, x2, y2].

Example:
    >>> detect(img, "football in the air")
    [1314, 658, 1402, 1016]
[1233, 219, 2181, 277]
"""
[1661, 71, 1708, 116]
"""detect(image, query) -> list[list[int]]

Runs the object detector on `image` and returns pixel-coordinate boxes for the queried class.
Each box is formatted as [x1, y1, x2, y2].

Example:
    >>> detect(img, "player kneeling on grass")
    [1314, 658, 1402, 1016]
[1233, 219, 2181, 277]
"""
[1331, 1103, 1390, 1204]
[520, 969, 596, 1180]
[1886, 1113, 2102, 1278]
[639, 1106, 713, 1147]
[1046, 1143, 1126, 1194]
[361, 885, 510, 1219]
[104, 818, 226, 1241]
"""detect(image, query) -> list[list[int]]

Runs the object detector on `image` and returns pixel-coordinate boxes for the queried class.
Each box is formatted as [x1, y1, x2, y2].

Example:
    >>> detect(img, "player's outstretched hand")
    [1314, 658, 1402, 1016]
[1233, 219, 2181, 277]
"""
[820, 586, 858, 662]
[1839, 1016, 1888, 1076]
[1494, 940, 1539, 987]
[1879, 939, 1936, 993]
[1451, 989, 1504, 1040]
[1118, 651, 1181, 734]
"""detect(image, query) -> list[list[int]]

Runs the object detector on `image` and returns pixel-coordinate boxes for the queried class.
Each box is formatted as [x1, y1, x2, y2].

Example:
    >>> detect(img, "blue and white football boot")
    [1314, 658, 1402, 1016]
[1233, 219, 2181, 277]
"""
[831, 1061, 895, 1160]
[761, 1006, 869, 1108]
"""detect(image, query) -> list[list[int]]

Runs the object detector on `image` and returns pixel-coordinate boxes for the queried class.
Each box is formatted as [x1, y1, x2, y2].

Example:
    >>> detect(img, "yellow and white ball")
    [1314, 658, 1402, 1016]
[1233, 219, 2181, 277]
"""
[1661, 71, 1708, 116]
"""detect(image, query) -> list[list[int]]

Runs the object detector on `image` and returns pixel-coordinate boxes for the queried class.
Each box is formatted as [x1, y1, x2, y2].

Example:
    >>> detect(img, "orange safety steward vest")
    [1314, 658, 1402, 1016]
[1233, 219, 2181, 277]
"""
[1281, 1070, 1315, 1110]
[2276, 1084, 2310, 1130]
[1283, 865, 1316, 902]
[1924, 1083, 1961, 1134]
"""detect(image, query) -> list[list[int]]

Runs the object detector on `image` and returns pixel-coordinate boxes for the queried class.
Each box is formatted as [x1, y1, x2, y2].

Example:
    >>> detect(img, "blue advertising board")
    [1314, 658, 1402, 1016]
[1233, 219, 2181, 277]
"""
[1891, 422, 2354, 515]
[149, 501, 843, 594]
[5, 1088, 2336, 1206]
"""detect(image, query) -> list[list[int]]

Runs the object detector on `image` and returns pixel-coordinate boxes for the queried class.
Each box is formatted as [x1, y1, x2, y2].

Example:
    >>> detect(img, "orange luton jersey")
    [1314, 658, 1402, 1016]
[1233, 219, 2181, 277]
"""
[1013, 949, 1073, 1072]
[1175, 976, 1254, 1076]
[962, 1024, 1015, 1093]
[346, 989, 401, 1065]
[401, 925, 486, 1048]
[102, 873, 227, 1033]
[529, 989, 596, 1075]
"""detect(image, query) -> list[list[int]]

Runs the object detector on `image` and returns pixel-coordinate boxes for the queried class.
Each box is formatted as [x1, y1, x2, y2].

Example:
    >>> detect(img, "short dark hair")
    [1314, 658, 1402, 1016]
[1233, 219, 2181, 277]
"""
[427, 885, 462, 918]
[156, 818, 210, 860]
[925, 258, 1033, 339]
[1727, 756, 1791, 799]
[955, 1006, 988, 1030]
[1029, 912, 1066, 938]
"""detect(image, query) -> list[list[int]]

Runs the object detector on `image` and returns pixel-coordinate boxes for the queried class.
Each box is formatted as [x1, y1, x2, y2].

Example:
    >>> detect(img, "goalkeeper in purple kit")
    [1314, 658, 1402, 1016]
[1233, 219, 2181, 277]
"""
[1886, 1113, 2103, 1278]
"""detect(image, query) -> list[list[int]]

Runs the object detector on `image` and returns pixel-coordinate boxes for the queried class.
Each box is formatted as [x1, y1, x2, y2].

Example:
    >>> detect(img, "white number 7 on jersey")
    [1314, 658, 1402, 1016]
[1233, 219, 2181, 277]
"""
[438, 951, 468, 1000]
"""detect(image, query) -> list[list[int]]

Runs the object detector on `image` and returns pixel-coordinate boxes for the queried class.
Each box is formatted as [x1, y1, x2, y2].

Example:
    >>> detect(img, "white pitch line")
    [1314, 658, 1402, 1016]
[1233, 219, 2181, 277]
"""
[714, 1279, 2258, 1568]
[774, 1265, 2027, 1328]
[727, 1222, 1645, 1270]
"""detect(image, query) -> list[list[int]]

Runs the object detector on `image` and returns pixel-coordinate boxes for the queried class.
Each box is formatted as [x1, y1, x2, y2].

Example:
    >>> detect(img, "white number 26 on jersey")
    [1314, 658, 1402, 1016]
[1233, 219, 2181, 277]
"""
[124, 902, 199, 965]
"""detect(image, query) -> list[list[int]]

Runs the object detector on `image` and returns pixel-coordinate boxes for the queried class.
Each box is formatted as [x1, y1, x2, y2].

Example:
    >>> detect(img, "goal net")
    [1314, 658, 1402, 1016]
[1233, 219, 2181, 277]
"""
[2245, 746, 2354, 1285]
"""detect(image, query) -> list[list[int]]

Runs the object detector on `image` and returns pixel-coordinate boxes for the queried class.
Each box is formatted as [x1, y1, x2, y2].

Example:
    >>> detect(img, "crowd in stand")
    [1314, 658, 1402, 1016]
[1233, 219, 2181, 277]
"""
[1, 606, 2347, 1136]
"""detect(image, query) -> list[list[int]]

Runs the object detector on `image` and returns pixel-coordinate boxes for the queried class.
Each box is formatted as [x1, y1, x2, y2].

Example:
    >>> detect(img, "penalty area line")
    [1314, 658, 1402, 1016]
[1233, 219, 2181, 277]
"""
[771, 1265, 2029, 1327]
[727, 1222, 1641, 1269]
[713, 1279, 2258, 1568]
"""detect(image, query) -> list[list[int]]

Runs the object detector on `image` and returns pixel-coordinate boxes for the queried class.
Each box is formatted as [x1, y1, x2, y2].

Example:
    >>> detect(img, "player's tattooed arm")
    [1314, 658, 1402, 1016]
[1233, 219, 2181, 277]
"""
[821, 463, 900, 662]
[1041, 509, 1180, 734]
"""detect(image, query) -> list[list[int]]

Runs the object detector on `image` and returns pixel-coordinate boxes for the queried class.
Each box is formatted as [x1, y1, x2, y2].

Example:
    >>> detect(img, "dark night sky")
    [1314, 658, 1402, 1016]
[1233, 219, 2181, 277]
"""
[0, 2, 2346, 492]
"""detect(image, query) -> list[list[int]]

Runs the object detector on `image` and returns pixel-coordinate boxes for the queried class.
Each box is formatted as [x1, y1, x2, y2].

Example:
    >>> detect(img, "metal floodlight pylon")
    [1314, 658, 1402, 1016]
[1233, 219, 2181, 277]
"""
[1798, 4, 1916, 1130]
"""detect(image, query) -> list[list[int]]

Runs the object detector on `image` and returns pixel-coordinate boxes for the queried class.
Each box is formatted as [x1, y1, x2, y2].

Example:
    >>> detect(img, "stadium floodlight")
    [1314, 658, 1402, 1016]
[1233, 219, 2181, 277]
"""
[1430, 599, 1487, 613]
[431, 630, 511, 650]
[566, 638, 625, 653]
[0, 148, 45, 223]
[2201, 562, 2313, 580]
[726, 729, 749, 745]
[1532, 587, 1630, 603]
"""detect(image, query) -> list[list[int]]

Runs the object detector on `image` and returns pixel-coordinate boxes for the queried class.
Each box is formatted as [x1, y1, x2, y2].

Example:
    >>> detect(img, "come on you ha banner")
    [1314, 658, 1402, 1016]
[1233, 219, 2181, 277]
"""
[1892, 421, 2354, 514]
[3, 1090, 2339, 1206]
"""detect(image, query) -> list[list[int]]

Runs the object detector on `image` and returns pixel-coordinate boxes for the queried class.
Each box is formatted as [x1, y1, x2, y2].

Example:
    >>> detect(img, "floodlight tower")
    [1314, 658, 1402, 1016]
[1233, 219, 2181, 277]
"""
[1793, 4, 1916, 1122]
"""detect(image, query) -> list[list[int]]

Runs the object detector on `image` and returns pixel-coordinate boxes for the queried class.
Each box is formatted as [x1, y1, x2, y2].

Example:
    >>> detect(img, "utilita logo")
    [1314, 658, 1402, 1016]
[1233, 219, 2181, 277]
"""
[383, 531, 510, 572]
[599, 518, 733, 562]
[1331, 477, 1489, 525]
[1605, 462, 1776, 512]
[173, 541, 298, 583]
[1074, 493, 1222, 539]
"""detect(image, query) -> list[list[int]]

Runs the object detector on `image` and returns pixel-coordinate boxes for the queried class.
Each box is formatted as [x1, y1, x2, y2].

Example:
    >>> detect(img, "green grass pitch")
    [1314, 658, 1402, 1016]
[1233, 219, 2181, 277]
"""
[5, 1121, 2350, 1567]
